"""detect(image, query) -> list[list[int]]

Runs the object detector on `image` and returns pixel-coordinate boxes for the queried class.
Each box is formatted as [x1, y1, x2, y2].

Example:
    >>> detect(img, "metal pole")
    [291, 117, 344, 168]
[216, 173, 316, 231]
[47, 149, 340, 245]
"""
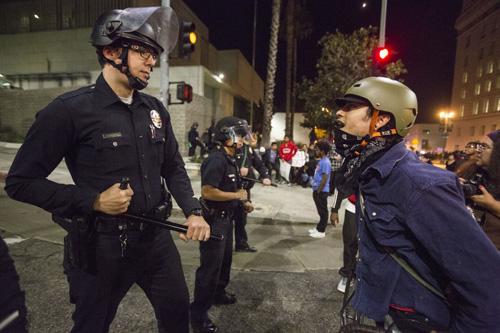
[159, 0, 171, 108]
[250, 0, 257, 127]
[379, 0, 387, 47]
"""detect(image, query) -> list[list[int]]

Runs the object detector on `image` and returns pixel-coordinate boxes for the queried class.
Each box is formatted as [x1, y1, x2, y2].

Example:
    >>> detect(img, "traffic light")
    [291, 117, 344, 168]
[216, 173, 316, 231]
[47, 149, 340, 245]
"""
[179, 21, 196, 58]
[176, 82, 193, 103]
[372, 46, 392, 74]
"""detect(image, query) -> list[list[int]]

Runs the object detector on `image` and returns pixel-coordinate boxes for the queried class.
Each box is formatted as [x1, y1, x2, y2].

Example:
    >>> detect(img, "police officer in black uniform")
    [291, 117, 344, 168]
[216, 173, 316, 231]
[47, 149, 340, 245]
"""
[5, 7, 210, 333]
[190, 116, 254, 333]
[234, 136, 271, 252]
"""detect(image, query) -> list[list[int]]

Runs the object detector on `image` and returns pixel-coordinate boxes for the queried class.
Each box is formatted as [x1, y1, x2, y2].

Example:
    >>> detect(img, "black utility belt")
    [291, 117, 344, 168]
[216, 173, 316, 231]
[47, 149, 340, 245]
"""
[95, 215, 154, 233]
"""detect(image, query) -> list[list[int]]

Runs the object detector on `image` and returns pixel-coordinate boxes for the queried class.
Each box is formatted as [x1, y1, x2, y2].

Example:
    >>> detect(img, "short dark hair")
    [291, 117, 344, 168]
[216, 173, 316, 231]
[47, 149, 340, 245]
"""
[316, 140, 330, 154]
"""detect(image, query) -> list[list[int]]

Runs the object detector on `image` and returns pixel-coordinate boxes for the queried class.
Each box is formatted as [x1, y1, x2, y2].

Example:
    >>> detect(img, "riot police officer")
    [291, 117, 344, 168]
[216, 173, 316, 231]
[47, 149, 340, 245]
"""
[234, 134, 271, 252]
[5, 7, 210, 333]
[191, 116, 253, 333]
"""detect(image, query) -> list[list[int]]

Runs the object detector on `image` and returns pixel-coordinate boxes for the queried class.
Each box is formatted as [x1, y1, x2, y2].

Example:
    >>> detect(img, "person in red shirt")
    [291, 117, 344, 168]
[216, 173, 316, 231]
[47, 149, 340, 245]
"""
[278, 135, 298, 184]
[278, 135, 298, 162]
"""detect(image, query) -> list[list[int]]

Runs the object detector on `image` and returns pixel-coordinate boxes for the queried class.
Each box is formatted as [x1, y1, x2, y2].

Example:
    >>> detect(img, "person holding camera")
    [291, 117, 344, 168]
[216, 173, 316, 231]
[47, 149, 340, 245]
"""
[469, 130, 500, 249]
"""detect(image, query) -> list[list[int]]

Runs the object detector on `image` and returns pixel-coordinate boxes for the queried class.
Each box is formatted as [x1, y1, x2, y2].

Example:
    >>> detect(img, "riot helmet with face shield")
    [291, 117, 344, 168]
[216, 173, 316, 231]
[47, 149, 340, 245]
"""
[213, 117, 252, 147]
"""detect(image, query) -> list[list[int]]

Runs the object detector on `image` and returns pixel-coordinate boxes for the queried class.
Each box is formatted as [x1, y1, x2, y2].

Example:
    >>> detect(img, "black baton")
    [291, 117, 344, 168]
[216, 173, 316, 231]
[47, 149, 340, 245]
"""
[119, 177, 223, 241]
[241, 176, 278, 187]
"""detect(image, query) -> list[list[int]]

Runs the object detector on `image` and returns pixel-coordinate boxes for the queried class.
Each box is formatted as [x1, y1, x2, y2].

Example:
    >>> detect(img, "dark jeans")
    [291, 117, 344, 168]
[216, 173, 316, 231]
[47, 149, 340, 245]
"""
[265, 161, 281, 182]
[339, 209, 358, 278]
[313, 191, 329, 232]
[0, 237, 28, 332]
[65, 228, 189, 333]
[191, 215, 234, 319]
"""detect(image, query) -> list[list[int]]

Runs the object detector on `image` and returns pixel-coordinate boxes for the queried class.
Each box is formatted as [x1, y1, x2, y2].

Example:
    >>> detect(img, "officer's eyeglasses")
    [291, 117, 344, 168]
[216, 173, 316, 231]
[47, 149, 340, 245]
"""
[340, 103, 367, 112]
[129, 44, 158, 61]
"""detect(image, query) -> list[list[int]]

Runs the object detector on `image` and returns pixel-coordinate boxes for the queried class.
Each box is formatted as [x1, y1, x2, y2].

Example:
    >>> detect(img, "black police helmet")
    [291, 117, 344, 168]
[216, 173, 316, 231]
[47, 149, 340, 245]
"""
[213, 116, 249, 145]
[90, 7, 179, 55]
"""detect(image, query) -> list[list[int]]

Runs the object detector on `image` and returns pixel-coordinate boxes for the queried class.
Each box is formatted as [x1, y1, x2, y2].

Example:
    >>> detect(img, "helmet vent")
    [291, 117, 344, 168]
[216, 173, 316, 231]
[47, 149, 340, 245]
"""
[353, 83, 361, 87]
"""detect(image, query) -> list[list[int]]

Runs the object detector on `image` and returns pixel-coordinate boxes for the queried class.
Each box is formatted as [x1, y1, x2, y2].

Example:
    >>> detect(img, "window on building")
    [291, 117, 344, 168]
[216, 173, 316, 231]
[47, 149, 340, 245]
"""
[473, 101, 479, 114]
[470, 126, 475, 136]
[490, 42, 496, 56]
[463, 72, 468, 83]
[20, 16, 29, 32]
[423, 129, 431, 135]
[486, 80, 492, 92]
[461, 89, 466, 98]
[492, 124, 497, 132]
[484, 99, 490, 113]
[481, 125, 486, 135]
[464, 56, 468, 67]
[477, 66, 483, 78]
[475, 83, 481, 95]
[496, 77, 500, 89]
[487, 61, 494, 73]
[460, 104, 465, 117]
[481, 25, 487, 39]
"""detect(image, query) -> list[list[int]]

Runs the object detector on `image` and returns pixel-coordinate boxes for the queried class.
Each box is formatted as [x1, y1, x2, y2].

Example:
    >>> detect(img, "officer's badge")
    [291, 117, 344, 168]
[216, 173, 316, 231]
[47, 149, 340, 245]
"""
[150, 110, 162, 128]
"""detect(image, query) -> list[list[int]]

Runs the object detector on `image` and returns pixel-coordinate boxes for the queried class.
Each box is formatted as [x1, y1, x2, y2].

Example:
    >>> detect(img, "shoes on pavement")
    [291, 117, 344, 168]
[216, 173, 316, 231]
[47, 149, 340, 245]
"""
[191, 317, 218, 333]
[235, 244, 258, 252]
[336, 276, 354, 293]
[309, 230, 326, 239]
[213, 291, 237, 305]
[308, 228, 318, 234]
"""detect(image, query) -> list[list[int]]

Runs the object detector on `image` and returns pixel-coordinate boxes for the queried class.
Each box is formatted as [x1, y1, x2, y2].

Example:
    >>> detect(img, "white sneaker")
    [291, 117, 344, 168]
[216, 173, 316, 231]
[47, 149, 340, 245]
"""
[308, 228, 318, 234]
[309, 231, 326, 239]
[337, 277, 348, 293]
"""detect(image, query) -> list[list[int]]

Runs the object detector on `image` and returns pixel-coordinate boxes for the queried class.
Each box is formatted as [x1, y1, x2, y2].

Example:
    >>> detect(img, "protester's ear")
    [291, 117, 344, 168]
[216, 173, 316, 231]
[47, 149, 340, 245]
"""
[375, 113, 391, 130]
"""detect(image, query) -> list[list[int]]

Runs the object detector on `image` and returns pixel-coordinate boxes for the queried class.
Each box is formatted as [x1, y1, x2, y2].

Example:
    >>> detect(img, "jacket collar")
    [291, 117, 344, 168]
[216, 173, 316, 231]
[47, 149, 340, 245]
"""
[362, 141, 410, 179]
[94, 74, 147, 110]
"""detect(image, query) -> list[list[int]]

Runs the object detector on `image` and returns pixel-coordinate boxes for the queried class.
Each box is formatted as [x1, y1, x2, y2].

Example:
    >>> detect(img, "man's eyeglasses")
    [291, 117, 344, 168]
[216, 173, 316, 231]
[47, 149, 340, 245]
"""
[340, 103, 367, 112]
[129, 44, 158, 61]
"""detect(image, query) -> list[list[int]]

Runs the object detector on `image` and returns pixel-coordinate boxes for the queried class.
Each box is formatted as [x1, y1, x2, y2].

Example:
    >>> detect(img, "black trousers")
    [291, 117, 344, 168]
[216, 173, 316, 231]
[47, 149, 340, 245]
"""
[0, 237, 28, 332]
[65, 228, 189, 333]
[188, 141, 203, 157]
[313, 191, 329, 232]
[191, 215, 233, 320]
[265, 161, 281, 182]
[339, 209, 358, 278]
[234, 191, 251, 248]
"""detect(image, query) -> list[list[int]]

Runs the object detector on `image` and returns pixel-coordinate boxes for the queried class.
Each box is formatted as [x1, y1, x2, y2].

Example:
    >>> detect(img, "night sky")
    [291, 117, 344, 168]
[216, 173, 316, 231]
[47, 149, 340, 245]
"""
[182, 0, 462, 124]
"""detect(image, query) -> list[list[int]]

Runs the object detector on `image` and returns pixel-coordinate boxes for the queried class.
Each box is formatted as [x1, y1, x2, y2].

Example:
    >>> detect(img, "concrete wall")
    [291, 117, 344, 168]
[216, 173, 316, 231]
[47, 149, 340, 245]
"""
[270, 113, 309, 145]
[0, 86, 79, 137]
[0, 28, 98, 75]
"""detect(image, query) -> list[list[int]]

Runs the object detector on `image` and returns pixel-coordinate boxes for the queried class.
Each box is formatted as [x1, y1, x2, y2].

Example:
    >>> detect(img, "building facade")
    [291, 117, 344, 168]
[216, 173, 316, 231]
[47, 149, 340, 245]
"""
[0, 0, 264, 154]
[405, 123, 447, 153]
[446, 0, 500, 151]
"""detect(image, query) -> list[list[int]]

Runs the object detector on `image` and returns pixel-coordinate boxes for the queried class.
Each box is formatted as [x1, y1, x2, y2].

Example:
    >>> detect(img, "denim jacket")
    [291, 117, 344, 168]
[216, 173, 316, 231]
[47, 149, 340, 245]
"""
[352, 142, 500, 332]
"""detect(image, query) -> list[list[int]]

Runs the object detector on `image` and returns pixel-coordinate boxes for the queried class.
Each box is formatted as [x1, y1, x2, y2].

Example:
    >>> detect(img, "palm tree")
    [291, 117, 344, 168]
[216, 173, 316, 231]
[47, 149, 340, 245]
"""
[284, 0, 295, 138]
[261, 0, 282, 147]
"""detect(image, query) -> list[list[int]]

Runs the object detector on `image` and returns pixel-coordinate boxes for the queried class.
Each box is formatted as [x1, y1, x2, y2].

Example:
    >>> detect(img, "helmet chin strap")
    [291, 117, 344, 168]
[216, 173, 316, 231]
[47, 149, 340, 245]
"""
[107, 46, 148, 91]
[352, 110, 397, 156]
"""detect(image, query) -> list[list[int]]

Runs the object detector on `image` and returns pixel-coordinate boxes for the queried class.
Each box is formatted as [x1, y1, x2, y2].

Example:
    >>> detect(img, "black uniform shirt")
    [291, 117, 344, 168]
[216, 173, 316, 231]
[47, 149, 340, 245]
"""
[200, 149, 240, 211]
[5, 74, 200, 217]
[235, 145, 269, 189]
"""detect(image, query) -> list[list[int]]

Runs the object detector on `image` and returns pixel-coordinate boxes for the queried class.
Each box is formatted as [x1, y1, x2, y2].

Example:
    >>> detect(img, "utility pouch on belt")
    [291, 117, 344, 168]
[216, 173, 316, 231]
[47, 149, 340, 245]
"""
[53, 214, 97, 274]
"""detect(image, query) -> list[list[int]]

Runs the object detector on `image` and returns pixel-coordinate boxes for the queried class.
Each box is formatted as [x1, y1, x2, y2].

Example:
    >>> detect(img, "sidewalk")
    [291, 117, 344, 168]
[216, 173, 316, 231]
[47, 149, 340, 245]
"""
[0, 144, 340, 225]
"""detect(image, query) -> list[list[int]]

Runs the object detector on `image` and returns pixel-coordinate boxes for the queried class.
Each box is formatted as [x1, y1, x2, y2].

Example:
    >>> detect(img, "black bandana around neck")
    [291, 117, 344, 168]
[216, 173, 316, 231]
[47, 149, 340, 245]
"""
[335, 137, 400, 194]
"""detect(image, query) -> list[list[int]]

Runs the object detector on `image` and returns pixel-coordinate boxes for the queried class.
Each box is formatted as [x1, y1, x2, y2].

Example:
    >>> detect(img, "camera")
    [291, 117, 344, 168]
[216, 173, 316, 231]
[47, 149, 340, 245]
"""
[462, 173, 484, 198]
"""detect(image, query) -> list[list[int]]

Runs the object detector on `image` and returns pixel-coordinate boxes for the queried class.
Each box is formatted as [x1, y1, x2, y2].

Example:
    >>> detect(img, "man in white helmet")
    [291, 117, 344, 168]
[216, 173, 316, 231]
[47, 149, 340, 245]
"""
[333, 77, 500, 332]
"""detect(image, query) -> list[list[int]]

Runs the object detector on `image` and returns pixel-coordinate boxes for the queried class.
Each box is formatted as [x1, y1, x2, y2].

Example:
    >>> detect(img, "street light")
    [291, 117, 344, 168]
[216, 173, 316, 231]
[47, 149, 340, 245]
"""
[439, 110, 455, 137]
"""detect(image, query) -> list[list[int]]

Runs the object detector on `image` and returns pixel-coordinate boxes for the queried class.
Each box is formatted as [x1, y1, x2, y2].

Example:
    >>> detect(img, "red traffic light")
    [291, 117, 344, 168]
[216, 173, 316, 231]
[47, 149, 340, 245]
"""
[377, 48, 389, 60]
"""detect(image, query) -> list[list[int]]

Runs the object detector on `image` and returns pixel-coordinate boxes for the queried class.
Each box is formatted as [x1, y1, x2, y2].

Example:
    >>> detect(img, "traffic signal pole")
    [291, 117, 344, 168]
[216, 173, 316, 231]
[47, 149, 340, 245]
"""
[379, 0, 387, 47]
[159, 0, 171, 108]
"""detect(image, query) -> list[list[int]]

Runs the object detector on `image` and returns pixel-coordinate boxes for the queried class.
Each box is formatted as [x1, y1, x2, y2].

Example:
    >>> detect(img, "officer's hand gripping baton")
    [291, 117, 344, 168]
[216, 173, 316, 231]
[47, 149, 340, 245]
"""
[119, 177, 223, 241]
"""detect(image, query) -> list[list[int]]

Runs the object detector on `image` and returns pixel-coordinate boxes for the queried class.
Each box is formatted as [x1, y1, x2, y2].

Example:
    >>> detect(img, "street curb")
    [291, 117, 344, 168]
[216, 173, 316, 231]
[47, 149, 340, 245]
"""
[0, 141, 22, 149]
